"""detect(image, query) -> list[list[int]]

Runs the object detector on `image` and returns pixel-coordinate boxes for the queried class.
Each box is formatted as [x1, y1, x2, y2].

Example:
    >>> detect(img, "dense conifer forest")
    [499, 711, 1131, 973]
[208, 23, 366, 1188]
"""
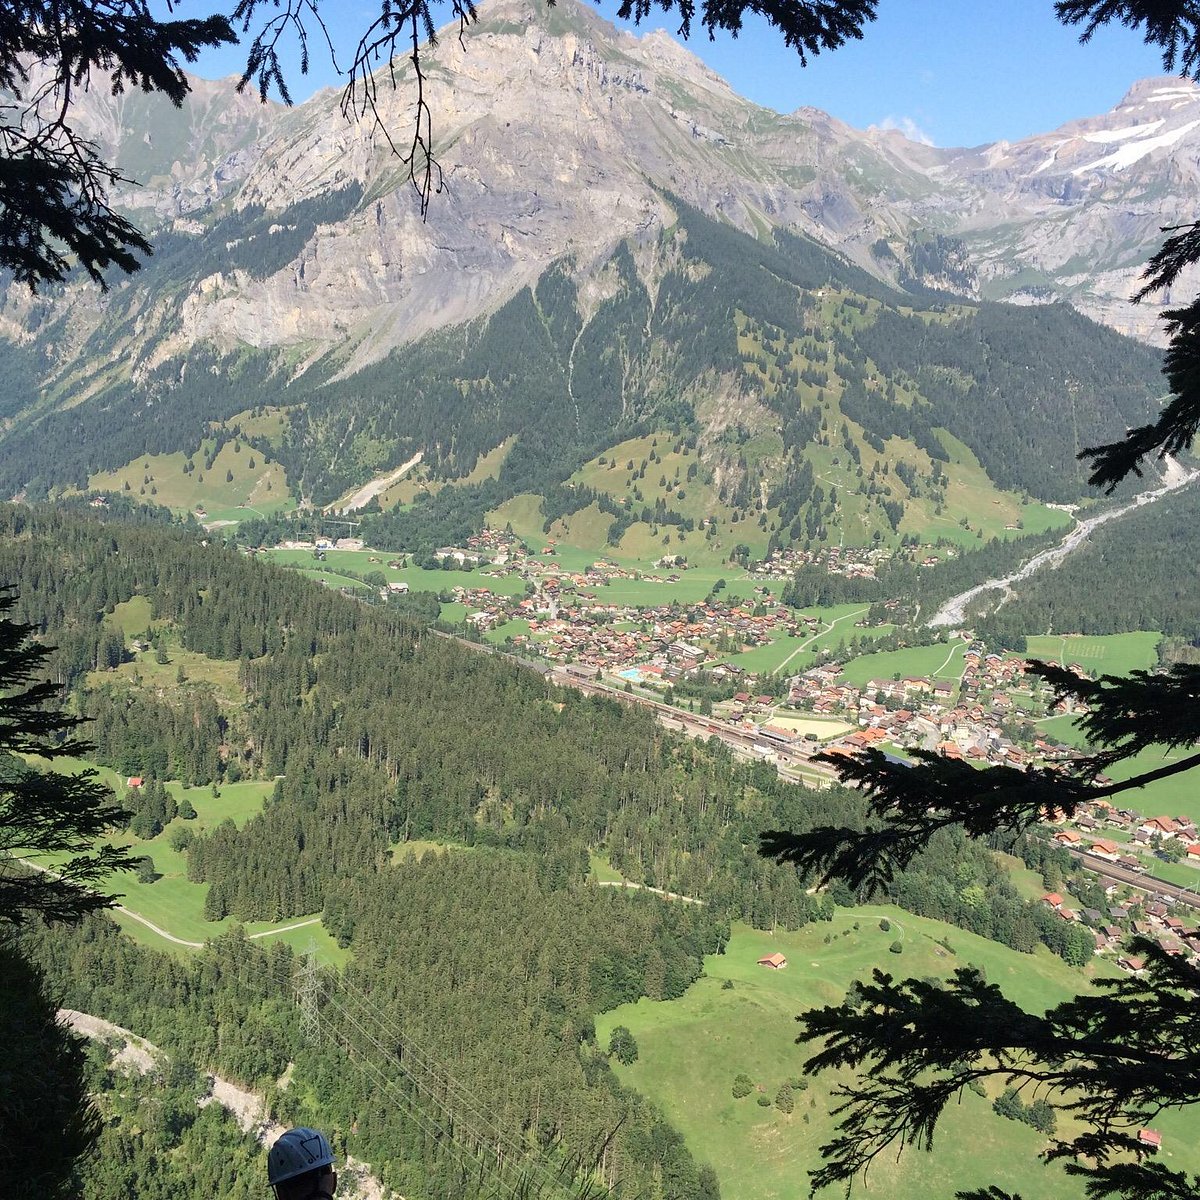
[3, 502, 1114, 1196]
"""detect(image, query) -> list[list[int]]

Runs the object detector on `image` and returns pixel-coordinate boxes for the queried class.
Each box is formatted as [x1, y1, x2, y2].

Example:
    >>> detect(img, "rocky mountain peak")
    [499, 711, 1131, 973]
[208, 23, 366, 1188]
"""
[7, 2, 1200, 377]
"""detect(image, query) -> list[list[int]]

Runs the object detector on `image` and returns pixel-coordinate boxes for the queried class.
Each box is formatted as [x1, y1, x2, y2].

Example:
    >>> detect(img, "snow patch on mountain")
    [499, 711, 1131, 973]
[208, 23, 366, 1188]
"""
[1081, 119, 1164, 143]
[1073, 118, 1200, 173]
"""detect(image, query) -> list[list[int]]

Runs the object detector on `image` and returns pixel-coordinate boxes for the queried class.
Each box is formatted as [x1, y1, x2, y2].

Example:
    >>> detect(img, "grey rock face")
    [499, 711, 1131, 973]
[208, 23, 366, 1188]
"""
[7, 0, 1199, 376]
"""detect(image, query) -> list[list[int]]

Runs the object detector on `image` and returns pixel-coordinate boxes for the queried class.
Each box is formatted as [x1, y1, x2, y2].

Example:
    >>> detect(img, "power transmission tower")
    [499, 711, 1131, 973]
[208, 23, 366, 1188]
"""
[296, 939, 322, 1045]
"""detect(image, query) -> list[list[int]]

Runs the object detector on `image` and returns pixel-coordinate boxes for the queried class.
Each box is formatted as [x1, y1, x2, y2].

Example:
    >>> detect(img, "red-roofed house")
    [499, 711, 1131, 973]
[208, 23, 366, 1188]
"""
[1138, 816, 1183, 839]
[1137, 1129, 1163, 1150]
[1042, 893, 1064, 910]
[757, 953, 788, 970]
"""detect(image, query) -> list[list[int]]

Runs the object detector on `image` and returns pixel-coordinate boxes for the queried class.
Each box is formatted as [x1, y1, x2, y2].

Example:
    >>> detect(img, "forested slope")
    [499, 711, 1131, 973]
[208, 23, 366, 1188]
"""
[0, 200, 1166, 562]
[979, 481, 1200, 640]
[6, 503, 1103, 1196]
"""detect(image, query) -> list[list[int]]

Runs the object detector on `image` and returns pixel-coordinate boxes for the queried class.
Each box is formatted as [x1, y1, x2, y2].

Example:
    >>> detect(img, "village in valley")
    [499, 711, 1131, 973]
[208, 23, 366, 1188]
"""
[265, 525, 1200, 989]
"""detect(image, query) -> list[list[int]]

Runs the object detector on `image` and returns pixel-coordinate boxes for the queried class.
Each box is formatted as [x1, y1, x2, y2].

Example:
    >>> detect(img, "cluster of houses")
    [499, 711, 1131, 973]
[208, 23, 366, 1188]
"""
[432, 528, 526, 566]
[781, 641, 1080, 771]
[748, 538, 967, 583]
[460, 584, 820, 679]
[750, 542, 895, 581]
[1040, 868, 1199, 964]
[1048, 801, 1200, 882]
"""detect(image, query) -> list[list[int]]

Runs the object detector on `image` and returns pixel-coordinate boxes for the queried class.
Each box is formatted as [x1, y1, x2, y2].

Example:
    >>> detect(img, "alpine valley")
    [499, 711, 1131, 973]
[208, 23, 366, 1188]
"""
[3, 0, 1199, 545]
[8, 5, 1200, 1200]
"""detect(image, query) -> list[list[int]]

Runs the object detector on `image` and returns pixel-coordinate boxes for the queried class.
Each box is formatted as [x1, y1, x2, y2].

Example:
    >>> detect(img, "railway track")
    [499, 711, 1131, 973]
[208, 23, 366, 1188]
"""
[1067, 849, 1200, 911]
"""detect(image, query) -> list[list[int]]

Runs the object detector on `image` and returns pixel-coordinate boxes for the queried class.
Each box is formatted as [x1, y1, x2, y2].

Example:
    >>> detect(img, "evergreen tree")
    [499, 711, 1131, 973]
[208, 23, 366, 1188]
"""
[0, 589, 132, 925]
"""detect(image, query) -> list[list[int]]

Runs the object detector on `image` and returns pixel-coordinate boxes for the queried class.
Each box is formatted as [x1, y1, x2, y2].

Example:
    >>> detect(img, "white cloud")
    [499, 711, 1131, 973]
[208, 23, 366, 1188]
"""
[871, 115, 936, 146]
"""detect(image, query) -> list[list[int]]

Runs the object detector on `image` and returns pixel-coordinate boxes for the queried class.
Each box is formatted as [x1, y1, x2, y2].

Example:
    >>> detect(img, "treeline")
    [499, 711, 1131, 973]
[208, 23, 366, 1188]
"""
[85, 687, 225, 787]
[886, 829, 1095, 967]
[850, 303, 1162, 502]
[23, 849, 726, 1200]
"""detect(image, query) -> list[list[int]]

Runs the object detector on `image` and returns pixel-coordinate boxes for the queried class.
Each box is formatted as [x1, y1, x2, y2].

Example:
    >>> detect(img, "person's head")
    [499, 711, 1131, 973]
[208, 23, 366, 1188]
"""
[268, 1127, 337, 1200]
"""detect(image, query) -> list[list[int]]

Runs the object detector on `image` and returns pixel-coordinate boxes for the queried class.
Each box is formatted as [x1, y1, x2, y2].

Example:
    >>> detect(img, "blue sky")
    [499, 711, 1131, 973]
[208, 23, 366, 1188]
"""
[194, 0, 1172, 148]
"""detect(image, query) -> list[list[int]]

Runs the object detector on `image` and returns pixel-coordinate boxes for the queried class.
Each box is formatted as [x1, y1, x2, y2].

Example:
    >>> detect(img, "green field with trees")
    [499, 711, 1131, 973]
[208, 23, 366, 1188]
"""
[596, 911, 1158, 1200]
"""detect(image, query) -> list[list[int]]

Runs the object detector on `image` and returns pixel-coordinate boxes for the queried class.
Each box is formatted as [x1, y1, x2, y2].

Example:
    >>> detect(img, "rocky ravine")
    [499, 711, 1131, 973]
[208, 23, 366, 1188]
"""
[61, 1009, 388, 1200]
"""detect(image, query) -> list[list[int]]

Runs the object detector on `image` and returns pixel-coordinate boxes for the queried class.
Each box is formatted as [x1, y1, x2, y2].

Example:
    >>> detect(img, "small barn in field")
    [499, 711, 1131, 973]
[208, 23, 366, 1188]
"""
[757, 952, 788, 970]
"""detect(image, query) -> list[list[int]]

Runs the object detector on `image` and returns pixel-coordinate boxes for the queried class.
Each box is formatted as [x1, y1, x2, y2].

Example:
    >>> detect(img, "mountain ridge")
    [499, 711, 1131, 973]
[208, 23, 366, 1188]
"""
[0, 0, 1183, 552]
[4, 0, 1198, 373]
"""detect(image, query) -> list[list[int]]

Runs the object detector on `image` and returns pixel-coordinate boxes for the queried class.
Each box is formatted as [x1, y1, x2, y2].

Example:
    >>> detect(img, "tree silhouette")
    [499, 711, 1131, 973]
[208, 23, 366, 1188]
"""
[0, 586, 133, 1196]
[760, 8, 1200, 1181]
[757, 5, 1200, 1191]
[0, 588, 132, 926]
[763, 551, 1200, 1193]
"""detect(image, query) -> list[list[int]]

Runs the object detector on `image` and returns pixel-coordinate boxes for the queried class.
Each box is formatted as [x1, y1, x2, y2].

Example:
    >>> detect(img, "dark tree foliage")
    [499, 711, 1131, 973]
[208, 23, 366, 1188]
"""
[758, 8, 1200, 1191]
[759, 0, 1200, 1188]
[0, 2, 232, 288]
[0, 582, 138, 1200]
[0, 944, 100, 1199]
[0, 588, 132, 927]
[762, 660, 1200, 1196]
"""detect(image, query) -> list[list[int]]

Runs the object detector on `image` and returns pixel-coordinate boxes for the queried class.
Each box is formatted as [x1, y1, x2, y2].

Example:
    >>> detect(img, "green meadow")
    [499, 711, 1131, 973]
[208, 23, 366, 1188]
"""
[265, 548, 531, 599]
[721, 605, 894, 676]
[596, 909, 1186, 1200]
[1023, 632, 1161, 678]
[1104, 744, 1200, 825]
[89, 439, 294, 525]
[29, 758, 345, 964]
[1032, 701, 1200, 825]
[838, 640, 967, 690]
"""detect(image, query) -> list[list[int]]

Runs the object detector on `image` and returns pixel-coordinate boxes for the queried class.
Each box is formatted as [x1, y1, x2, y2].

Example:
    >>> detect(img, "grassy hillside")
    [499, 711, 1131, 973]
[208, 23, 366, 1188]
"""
[596, 909, 1192, 1200]
[32, 756, 347, 963]
[89, 437, 294, 525]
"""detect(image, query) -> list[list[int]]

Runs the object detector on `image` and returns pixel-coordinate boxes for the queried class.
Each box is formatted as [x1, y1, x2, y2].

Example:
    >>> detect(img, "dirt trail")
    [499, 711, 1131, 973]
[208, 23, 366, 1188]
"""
[596, 879, 705, 904]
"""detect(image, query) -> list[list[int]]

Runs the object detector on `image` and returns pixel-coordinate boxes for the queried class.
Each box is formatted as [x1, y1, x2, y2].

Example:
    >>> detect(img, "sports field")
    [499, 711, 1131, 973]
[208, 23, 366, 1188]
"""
[596, 910, 1191, 1200]
[760, 714, 853, 740]
[1023, 632, 1161, 678]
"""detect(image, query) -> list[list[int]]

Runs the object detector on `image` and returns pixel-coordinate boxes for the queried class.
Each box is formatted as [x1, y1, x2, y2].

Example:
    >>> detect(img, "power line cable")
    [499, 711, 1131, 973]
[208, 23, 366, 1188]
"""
[213, 938, 592, 1200]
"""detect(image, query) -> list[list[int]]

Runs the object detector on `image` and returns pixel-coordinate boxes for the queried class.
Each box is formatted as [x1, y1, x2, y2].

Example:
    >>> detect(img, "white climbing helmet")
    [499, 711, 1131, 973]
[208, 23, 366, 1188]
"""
[268, 1127, 335, 1186]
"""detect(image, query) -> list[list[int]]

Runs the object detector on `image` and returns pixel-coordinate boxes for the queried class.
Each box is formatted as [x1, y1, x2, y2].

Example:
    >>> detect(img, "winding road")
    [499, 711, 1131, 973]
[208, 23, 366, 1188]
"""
[928, 461, 1200, 628]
